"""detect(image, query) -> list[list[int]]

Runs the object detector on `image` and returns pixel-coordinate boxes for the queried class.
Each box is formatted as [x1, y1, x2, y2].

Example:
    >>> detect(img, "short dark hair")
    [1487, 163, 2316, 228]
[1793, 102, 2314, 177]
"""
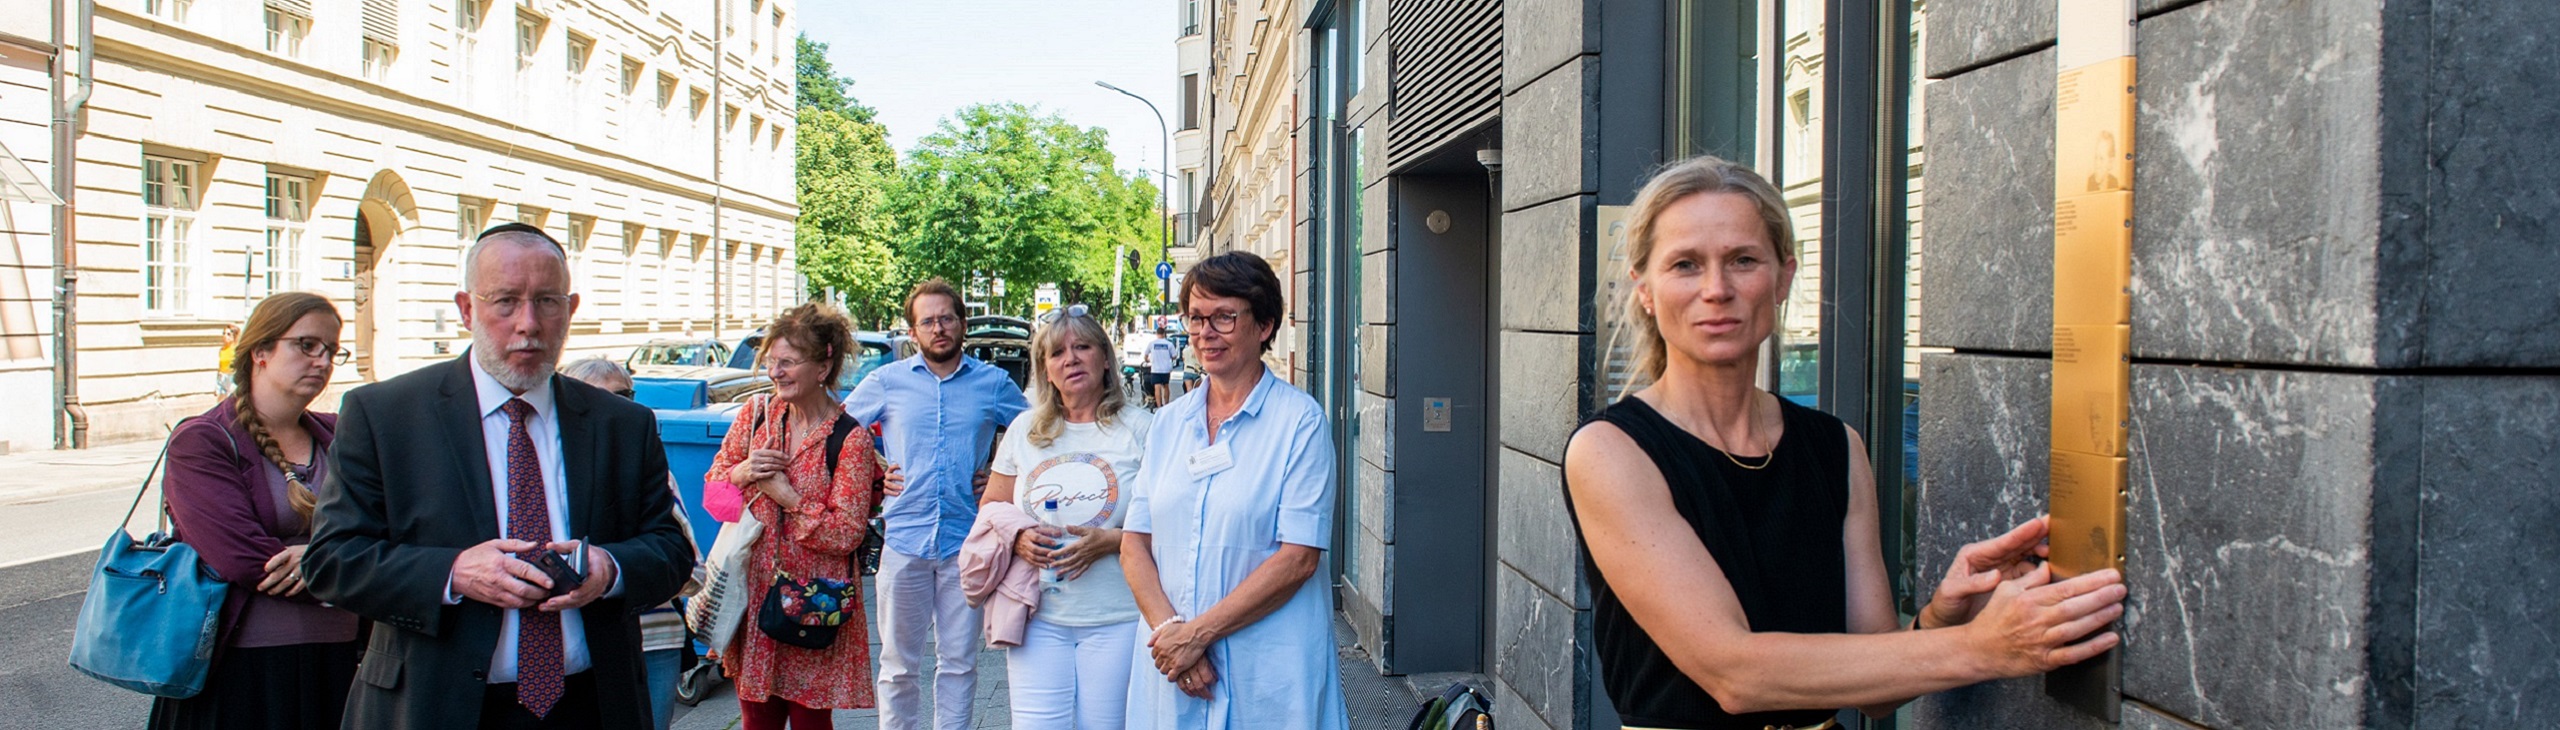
[765, 301, 856, 386]
[905, 278, 964, 323]
[1179, 251, 1284, 352]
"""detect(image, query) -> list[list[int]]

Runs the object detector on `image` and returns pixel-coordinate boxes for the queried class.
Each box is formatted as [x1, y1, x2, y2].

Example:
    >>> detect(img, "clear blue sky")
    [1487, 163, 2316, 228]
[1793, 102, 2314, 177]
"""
[800, 1, 1180, 180]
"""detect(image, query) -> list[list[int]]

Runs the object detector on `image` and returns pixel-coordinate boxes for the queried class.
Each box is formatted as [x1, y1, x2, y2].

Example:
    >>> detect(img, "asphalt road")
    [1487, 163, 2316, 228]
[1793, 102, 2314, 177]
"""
[0, 551, 151, 728]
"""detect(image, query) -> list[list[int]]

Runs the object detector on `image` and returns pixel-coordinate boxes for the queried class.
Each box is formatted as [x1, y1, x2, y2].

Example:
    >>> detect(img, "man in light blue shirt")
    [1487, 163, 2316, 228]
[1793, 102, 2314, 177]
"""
[843, 279, 1028, 730]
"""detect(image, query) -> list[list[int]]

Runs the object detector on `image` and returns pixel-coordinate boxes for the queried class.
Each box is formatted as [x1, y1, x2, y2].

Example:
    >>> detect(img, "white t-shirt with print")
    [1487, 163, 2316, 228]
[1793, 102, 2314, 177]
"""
[988, 407, 1152, 627]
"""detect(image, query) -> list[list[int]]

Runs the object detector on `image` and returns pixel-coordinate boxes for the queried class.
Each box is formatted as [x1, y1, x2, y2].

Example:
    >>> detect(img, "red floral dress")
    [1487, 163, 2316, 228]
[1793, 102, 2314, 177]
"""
[707, 395, 880, 710]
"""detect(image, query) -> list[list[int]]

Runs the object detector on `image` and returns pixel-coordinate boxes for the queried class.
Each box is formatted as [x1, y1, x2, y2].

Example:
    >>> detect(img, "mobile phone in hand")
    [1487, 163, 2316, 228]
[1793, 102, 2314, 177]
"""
[526, 540, 587, 597]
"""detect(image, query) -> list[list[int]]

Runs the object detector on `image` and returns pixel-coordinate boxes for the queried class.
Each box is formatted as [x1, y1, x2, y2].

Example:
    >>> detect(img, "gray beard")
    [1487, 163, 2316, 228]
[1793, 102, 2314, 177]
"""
[473, 334, 558, 392]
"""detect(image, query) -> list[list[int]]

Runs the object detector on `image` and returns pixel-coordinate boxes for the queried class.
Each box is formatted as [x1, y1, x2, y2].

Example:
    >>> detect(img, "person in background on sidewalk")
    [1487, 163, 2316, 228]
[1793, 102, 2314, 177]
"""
[154, 292, 360, 730]
[980, 304, 1151, 728]
[1143, 328, 1178, 408]
[213, 323, 239, 397]
[703, 302, 883, 730]
[306, 223, 695, 730]
[1122, 252, 1350, 728]
[561, 356, 702, 730]
[1562, 155, 2126, 730]
[844, 279, 1030, 730]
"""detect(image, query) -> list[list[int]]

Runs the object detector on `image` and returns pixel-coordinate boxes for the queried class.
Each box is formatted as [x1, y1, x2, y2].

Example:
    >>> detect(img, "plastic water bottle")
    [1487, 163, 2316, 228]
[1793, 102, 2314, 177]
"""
[1037, 499, 1075, 588]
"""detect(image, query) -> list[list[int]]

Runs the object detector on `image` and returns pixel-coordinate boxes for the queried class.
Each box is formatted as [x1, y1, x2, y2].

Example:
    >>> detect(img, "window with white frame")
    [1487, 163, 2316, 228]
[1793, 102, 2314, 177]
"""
[567, 34, 590, 75]
[617, 224, 638, 322]
[456, 0, 484, 31]
[515, 13, 543, 71]
[145, 0, 189, 23]
[458, 199, 486, 240]
[143, 156, 201, 315]
[362, 39, 397, 80]
[264, 8, 307, 57]
[657, 230, 679, 322]
[770, 8, 784, 66]
[620, 57, 642, 98]
[657, 73, 677, 110]
[260, 172, 313, 299]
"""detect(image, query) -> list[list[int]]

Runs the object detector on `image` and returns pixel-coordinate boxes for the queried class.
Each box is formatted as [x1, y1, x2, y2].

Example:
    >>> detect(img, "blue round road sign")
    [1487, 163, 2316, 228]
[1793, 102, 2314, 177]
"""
[1156, 262, 1175, 280]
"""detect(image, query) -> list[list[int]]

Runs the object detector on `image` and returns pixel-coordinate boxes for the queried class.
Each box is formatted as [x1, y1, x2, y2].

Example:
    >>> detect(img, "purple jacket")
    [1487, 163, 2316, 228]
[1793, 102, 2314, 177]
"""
[161, 399, 342, 642]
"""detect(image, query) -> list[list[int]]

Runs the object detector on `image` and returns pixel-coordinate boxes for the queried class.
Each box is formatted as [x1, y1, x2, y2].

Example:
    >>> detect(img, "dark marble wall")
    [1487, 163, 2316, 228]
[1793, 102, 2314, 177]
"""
[1918, 0, 2560, 726]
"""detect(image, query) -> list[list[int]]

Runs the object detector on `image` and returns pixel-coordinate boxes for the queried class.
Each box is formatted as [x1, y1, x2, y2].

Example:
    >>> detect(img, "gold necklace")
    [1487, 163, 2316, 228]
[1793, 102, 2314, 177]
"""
[1699, 397, 1775, 471]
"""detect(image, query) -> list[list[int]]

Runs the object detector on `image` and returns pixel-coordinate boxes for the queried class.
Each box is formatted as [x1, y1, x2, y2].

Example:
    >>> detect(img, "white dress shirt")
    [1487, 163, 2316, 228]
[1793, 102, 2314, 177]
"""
[455, 360, 612, 682]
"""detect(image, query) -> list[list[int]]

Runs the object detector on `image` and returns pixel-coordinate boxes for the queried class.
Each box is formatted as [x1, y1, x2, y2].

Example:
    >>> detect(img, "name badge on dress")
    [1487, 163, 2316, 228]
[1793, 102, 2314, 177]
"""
[1187, 441, 1235, 479]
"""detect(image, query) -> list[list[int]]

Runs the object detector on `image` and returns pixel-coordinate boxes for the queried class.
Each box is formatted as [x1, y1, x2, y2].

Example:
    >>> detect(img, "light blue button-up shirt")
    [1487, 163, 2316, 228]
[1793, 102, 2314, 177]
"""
[1123, 368, 1348, 728]
[843, 353, 1029, 560]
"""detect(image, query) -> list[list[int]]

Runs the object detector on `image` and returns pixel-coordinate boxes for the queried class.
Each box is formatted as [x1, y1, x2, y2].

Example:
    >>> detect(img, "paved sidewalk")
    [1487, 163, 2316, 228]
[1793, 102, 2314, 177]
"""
[671, 594, 1424, 729]
[0, 439, 173, 569]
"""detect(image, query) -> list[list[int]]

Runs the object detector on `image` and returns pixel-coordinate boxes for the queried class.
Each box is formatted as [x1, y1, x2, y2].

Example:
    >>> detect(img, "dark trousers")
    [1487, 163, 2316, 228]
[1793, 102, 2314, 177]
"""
[478, 672, 600, 730]
[739, 696, 833, 730]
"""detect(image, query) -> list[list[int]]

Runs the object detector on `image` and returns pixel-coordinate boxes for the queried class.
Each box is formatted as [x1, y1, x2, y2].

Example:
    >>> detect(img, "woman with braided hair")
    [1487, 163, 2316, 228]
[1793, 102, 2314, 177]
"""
[152, 291, 363, 730]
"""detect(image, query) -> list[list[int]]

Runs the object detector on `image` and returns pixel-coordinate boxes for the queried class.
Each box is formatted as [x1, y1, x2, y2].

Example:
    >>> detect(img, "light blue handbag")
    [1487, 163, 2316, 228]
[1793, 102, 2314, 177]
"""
[67, 422, 232, 698]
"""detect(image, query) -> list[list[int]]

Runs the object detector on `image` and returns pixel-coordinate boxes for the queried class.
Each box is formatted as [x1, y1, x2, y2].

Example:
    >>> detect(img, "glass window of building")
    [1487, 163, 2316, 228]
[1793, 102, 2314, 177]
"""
[261, 172, 313, 299]
[264, 8, 307, 58]
[142, 156, 200, 315]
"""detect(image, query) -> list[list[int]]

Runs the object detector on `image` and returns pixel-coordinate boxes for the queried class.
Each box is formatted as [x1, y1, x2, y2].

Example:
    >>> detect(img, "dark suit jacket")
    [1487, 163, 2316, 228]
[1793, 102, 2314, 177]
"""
[307, 355, 694, 730]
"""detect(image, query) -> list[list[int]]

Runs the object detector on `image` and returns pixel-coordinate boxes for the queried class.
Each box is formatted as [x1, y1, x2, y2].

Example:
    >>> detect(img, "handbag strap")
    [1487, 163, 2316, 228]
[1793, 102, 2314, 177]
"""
[120, 416, 202, 534]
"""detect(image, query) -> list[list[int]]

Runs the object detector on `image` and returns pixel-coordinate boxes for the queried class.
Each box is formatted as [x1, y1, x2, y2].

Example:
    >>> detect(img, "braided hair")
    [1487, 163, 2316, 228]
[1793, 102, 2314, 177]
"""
[228, 292, 342, 524]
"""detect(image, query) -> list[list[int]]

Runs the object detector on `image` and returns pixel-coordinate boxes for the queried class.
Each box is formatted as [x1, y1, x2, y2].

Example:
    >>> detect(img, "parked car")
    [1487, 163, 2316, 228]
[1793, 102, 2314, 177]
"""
[626, 338, 732, 370]
[627, 364, 772, 405]
[728, 328, 903, 398]
[965, 315, 1034, 390]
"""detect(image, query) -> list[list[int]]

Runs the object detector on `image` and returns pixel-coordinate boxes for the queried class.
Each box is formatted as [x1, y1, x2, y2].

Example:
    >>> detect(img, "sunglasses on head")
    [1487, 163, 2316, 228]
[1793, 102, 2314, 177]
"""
[1035, 303, 1092, 325]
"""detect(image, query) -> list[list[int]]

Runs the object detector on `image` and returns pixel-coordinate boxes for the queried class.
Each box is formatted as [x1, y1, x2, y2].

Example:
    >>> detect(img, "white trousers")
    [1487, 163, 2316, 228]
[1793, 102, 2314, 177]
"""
[1003, 617, 1141, 730]
[875, 549, 983, 730]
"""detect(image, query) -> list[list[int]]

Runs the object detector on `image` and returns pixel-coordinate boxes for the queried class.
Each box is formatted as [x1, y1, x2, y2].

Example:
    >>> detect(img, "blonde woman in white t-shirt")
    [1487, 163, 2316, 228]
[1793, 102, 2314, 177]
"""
[986, 304, 1154, 729]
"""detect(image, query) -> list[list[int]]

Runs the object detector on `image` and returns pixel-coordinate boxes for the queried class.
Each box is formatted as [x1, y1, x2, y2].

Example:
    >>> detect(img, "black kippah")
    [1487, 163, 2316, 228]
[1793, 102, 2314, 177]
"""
[475, 221, 565, 254]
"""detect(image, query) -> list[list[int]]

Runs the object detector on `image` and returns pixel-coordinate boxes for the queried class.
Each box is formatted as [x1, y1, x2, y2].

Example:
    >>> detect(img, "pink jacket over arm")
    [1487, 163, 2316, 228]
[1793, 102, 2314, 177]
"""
[959, 502, 1043, 648]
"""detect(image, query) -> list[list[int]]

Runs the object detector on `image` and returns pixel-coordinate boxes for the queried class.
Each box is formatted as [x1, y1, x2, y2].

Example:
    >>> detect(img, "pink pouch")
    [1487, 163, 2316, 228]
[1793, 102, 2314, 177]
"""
[704, 480, 744, 522]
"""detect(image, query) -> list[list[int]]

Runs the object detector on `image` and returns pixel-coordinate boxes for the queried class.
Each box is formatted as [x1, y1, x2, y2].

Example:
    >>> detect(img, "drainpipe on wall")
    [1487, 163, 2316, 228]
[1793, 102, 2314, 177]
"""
[50, 0, 94, 450]
[709, 0, 725, 340]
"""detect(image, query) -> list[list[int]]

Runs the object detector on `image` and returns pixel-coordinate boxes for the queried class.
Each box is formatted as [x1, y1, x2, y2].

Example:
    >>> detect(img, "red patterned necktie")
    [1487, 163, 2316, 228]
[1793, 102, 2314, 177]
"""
[500, 398, 565, 718]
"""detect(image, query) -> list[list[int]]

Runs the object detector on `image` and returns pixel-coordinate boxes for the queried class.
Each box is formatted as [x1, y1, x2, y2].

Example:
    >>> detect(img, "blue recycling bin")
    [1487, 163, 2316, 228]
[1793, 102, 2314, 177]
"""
[655, 401, 743, 553]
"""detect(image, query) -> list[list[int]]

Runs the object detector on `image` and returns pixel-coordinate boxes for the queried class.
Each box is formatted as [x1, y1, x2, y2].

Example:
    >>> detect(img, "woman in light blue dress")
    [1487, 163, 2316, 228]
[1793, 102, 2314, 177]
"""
[1122, 252, 1349, 729]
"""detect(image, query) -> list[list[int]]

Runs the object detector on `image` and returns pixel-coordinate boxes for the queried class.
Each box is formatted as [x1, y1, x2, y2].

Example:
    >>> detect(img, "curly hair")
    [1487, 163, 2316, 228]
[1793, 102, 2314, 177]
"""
[764, 301, 856, 387]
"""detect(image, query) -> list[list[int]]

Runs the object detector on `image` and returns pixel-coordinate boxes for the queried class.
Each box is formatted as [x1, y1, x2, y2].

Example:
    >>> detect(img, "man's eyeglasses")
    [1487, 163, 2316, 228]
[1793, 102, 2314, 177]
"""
[471, 292, 573, 318]
[1035, 303, 1091, 325]
[1184, 311, 1243, 335]
[280, 336, 354, 366]
[914, 314, 962, 331]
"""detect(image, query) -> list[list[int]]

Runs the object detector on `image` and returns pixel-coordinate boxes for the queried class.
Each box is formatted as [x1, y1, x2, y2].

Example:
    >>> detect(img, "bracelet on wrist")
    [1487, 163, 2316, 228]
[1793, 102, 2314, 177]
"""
[1151, 615, 1187, 636]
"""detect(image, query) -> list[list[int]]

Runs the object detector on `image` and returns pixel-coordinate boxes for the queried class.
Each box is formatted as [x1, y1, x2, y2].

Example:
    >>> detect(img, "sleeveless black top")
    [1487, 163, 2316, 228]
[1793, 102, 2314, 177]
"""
[1565, 396, 1851, 729]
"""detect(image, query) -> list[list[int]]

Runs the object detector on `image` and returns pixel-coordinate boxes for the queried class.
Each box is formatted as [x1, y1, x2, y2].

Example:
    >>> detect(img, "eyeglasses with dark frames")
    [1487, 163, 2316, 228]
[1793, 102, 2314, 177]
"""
[1184, 311, 1243, 335]
[279, 336, 354, 366]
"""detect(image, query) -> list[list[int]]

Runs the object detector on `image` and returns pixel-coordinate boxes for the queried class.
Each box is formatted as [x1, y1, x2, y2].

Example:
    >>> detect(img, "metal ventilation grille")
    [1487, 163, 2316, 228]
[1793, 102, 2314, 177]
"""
[1385, 0, 1501, 169]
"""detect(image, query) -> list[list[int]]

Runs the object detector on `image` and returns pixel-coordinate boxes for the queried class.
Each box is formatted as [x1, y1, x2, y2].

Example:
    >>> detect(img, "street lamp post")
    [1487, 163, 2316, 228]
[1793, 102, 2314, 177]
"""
[1096, 80, 1172, 311]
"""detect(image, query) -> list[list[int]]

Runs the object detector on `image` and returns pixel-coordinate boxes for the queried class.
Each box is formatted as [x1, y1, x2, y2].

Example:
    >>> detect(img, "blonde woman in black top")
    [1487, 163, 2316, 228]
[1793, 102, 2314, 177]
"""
[1562, 156, 2127, 729]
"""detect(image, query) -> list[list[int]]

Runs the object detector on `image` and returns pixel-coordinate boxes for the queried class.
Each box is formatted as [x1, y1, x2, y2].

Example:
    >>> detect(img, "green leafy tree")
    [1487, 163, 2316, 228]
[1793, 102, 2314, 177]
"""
[890, 103, 1163, 318]
[793, 34, 901, 325]
[796, 35, 874, 124]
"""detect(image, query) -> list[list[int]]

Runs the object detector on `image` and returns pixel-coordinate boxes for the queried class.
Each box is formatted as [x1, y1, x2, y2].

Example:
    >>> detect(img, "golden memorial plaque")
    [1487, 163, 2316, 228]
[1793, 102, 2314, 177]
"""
[2055, 192, 2133, 326]
[2055, 58, 2137, 200]
[2047, 449, 2128, 579]
[2050, 324, 2130, 458]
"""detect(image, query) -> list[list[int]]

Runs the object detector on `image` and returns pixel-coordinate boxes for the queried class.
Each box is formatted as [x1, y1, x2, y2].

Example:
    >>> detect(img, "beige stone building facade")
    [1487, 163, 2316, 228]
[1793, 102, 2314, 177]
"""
[2, 0, 799, 451]
[1186, 0, 1303, 371]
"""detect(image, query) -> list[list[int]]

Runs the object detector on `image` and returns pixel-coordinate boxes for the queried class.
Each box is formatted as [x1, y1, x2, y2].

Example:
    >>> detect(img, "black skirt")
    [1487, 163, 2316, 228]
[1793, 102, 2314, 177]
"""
[147, 640, 362, 730]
